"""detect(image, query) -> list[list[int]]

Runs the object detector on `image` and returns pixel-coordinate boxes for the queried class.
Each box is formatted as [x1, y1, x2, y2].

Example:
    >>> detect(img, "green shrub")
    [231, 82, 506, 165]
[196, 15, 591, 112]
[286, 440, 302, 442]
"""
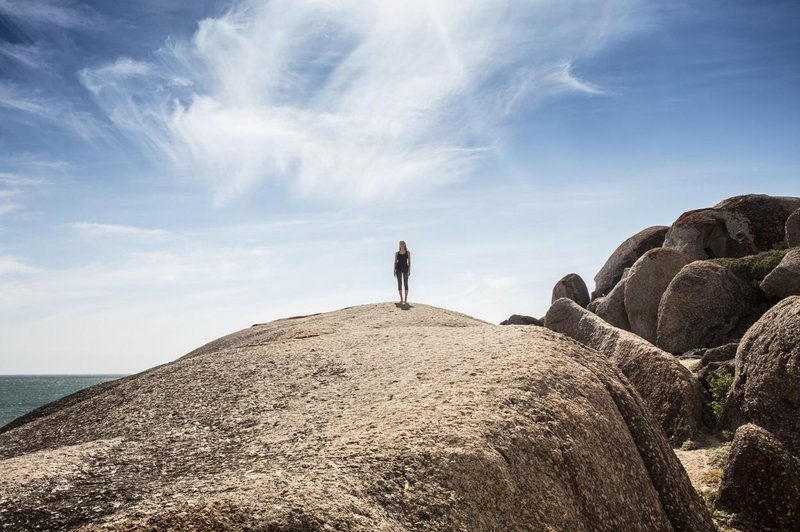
[710, 372, 734, 418]
[709, 248, 795, 283]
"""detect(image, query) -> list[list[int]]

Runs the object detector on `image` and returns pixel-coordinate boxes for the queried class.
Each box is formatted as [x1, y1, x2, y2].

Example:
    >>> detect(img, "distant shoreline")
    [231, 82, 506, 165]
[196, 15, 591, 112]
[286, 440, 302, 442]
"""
[0, 374, 128, 377]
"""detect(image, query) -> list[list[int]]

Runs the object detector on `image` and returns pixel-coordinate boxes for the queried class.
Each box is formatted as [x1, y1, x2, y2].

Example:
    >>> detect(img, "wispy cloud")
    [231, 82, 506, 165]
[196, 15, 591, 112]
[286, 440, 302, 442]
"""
[0, 171, 45, 218]
[0, 0, 100, 29]
[0, 42, 55, 73]
[80, 0, 643, 204]
[0, 81, 106, 140]
[70, 222, 172, 240]
[0, 255, 39, 275]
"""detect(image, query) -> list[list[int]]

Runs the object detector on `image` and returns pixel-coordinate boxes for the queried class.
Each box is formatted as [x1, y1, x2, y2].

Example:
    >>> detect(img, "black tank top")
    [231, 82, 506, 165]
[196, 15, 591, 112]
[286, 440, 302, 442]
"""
[395, 252, 409, 272]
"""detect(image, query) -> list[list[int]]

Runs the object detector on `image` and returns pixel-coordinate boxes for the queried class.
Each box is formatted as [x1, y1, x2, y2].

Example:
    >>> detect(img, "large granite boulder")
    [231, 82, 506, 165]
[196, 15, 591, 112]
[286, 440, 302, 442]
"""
[551, 273, 590, 308]
[593, 226, 668, 298]
[663, 194, 800, 261]
[589, 272, 631, 331]
[624, 248, 688, 343]
[723, 296, 800, 455]
[787, 208, 800, 247]
[0, 303, 714, 531]
[760, 249, 800, 300]
[656, 261, 759, 354]
[545, 298, 709, 446]
[716, 424, 800, 532]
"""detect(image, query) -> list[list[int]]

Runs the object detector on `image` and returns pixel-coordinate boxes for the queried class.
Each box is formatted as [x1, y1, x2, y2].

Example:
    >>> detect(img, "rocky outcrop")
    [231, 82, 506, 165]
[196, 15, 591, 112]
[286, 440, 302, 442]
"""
[723, 296, 800, 455]
[0, 303, 713, 531]
[545, 298, 708, 446]
[787, 208, 800, 247]
[760, 248, 800, 299]
[663, 194, 800, 261]
[551, 273, 590, 308]
[589, 272, 631, 331]
[716, 424, 800, 532]
[593, 226, 668, 298]
[499, 314, 542, 326]
[624, 248, 688, 344]
[656, 261, 759, 354]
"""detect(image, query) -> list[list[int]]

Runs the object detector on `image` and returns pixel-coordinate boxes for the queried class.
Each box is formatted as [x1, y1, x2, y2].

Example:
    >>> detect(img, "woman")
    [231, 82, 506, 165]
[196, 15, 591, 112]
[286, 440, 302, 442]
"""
[394, 240, 411, 304]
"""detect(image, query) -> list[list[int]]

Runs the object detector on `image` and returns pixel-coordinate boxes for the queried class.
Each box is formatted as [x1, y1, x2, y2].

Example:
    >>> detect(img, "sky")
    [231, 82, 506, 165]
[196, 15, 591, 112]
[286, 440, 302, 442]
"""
[0, 0, 798, 374]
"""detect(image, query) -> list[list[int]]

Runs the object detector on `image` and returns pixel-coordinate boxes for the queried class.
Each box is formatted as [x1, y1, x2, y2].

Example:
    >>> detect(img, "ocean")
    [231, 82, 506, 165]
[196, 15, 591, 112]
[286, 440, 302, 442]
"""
[0, 375, 125, 429]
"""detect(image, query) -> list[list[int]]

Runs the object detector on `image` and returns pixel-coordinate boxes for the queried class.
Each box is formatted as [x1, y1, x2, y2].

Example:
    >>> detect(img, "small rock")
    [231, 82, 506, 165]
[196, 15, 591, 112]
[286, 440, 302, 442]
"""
[499, 315, 543, 326]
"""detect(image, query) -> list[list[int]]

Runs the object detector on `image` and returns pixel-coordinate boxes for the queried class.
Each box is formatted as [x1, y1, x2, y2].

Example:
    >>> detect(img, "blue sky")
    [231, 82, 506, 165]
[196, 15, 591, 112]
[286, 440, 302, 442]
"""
[1, 0, 798, 374]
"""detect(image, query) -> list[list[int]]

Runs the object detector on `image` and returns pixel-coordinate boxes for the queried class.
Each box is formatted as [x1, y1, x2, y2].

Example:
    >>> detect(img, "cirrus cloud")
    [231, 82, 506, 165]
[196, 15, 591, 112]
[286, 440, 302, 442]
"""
[79, 0, 644, 204]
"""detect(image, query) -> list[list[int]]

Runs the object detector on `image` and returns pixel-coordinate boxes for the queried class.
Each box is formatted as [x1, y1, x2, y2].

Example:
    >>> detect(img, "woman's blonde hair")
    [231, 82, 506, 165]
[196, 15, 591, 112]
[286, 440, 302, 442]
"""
[399, 240, 408, 252]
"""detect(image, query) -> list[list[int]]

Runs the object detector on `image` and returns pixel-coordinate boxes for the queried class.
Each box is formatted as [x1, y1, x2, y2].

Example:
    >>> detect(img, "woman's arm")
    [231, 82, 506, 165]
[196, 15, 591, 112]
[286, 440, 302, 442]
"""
[408, 251, 411, 276]
[393, 252, 398, 276]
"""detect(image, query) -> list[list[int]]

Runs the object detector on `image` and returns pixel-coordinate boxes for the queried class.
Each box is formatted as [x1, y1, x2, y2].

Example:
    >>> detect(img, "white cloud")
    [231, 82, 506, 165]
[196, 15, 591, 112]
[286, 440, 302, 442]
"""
[80, 0, 643, 204]
[70, 222, 172, 240]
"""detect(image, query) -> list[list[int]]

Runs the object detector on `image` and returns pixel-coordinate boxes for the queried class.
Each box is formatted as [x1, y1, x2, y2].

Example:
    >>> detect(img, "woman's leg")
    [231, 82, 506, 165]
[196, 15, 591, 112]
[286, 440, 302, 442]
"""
[403, 271, 409, 302]
[396, 272, 403, 302]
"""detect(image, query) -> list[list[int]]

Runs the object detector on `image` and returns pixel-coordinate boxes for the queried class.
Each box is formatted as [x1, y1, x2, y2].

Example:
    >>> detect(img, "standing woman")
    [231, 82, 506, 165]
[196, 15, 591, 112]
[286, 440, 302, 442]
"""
[394, 241, 411, 304]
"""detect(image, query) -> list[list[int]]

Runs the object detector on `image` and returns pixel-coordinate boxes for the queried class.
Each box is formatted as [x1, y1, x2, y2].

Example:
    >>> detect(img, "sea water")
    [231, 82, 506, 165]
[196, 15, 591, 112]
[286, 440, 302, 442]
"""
[0, 375, 124, 428]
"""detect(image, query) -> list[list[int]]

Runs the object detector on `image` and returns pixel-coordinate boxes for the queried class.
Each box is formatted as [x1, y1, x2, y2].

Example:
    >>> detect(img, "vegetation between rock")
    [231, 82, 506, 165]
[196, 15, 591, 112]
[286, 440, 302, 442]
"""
[709, 372, 733, 419]
[709, 248, 795, 284]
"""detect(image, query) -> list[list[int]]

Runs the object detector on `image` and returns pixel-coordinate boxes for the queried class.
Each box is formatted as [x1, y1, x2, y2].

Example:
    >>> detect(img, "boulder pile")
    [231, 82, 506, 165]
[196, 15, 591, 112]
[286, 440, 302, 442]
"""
[534, 194, 800, 532]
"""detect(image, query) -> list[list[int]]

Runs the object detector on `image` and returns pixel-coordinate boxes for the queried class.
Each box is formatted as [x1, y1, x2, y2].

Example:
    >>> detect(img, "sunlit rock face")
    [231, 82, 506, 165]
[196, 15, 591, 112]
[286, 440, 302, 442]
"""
[0, 303, 712, 531]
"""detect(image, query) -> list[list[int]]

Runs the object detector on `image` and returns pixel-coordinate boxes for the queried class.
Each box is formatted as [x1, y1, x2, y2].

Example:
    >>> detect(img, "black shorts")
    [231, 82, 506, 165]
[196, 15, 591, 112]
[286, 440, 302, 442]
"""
[396, 270, 409, 290]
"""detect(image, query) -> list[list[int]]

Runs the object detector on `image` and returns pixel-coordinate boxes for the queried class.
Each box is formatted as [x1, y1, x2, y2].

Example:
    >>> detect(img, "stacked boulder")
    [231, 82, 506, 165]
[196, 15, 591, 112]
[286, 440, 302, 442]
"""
[545, 298, 709, 446]
[551, 273, 590, 308]
[566, 195, 800, 356]
[624, 248, 687, 344]
[787, 208, 800, 247]
[656, 261, 759, 354]
[663, 194, 800, 261]
[592, 226, 668, 299]
[760, 249, 800, 300]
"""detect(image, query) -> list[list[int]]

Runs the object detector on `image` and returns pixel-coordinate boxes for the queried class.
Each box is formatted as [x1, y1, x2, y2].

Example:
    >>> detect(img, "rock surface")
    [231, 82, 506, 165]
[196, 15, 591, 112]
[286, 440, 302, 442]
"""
[590, 273, 631, 331]
[724, 296, 800, 455]
[759, 248, 800, 299]
[593, 226, 668, 298]
[545, 298, 708, 446]
[663, 194, 800, 261]
[656, 261, 759, 354]
[499, 314, 543, 326]
[787, 208, 800, 247]
[0, 303, 713, 531]
[551, 273, 590, 308]
[624, 248, 688, 344]
[716, 424, 800, 532]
